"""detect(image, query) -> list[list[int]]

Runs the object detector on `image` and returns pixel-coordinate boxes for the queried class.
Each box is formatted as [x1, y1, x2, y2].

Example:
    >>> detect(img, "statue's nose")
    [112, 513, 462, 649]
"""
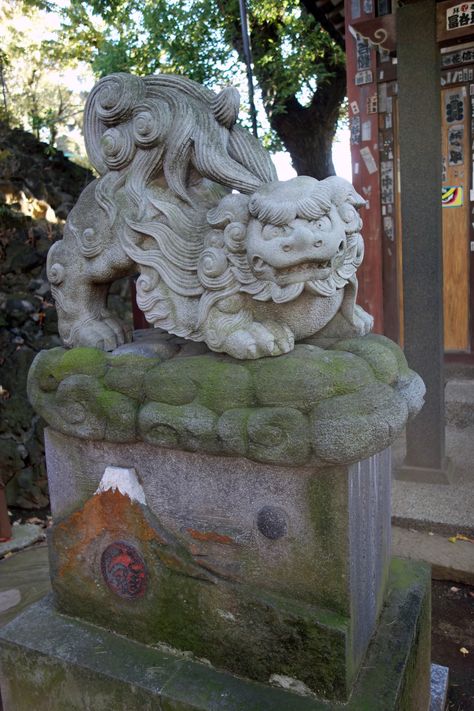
[281, 226, 345, 256]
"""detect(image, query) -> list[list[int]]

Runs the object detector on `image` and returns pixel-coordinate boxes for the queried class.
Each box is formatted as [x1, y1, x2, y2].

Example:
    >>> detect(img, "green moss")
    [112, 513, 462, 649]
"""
[27, 347, 65, 394]
[145, 358, 254, 413]
[145, 363, 198, 406]
[218, 407, 310, 464]
[97, 390, 137, 441]
[248, 349, 374, 412]
[139, 402, 219, 452]
[54, 348, 107, 380]
[388, 557, 430, 592]
[104, 354, 156, 401]
[28, 337, 420, 466]
[306, 470, 349, 617]
[1, 558, 432, 711]
[331, 334, 409, 383]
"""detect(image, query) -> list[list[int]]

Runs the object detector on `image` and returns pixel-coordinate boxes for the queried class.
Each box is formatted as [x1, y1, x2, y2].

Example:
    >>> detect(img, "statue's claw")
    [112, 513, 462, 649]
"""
[219, 321, 294, 360]
[352, 305, 374, 335]
[70, 317, 127, 351]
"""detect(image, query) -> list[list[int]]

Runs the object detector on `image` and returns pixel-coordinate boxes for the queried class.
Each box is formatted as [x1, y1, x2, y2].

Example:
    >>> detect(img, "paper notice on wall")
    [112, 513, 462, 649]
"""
[381, 161, 394, 204]
[350, 100, 360, 115]
[448, 124, 464, 166]
[361, 121, 372, 141]
[350, 116, 362, 144]
[442, 185, 463, 207]
[360, 146, 378, 174]
[383, 216, 394, 240]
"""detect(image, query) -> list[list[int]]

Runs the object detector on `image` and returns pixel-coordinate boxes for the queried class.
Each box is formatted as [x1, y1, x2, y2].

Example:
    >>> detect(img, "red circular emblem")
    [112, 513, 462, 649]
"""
[101, 541, 147, 599]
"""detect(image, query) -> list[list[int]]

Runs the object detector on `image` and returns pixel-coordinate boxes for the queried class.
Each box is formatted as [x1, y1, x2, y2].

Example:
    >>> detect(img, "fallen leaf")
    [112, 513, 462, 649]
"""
[448, 534, 474, 544]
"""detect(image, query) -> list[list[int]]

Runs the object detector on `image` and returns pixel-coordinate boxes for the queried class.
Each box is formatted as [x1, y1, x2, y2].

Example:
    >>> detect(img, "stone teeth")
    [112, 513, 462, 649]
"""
[281, 261, 331, 274]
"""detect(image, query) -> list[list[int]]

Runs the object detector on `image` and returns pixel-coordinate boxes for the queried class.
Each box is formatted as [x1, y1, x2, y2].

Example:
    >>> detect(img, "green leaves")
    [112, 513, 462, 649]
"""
[14, 0, 347, 176]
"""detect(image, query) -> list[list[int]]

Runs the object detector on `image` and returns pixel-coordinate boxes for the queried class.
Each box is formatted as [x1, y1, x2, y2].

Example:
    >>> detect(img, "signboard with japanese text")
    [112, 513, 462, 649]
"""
[446, 3, 474, 31]
[438, 0, 474, 42]
[441, 43, 474, 67]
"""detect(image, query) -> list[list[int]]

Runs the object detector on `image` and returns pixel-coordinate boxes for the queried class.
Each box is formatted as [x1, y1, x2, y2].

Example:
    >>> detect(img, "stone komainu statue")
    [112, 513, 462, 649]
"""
[47, 73, 373, 359]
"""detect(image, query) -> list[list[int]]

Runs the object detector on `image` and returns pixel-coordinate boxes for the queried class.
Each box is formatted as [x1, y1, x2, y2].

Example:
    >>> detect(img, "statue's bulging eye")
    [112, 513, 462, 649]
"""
[262, 224, 286, 240]
[312, 215, 331, 231]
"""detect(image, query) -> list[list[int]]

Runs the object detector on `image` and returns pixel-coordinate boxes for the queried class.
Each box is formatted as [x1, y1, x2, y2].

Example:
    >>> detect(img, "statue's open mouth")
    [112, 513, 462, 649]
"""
[251, 256, 333, 285]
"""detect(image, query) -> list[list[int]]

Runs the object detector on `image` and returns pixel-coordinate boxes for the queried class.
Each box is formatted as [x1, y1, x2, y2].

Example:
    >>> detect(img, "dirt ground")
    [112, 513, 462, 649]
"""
[432, 580, 474, 711]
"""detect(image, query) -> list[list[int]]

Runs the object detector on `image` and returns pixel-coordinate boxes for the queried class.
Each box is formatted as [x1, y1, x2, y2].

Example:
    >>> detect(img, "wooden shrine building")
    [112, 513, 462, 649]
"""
[304, 0, 467, 480]
[307, 0, 474, 362]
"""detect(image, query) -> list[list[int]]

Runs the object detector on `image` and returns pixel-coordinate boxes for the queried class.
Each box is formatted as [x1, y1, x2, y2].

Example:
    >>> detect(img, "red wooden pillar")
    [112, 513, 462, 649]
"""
[344, 3, 384, 333]
[0, 486, 12, 542]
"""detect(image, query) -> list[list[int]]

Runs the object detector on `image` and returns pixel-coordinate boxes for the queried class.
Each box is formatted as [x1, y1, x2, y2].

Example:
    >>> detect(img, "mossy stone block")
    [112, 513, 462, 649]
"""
[50, 375, 136, 441]
[218, 406, 310, 465]
[145, 358, 254, 413]
[311, 383, 408, 463]
[27, 347, 64, 393]
[145, 362, 198, 405]
[139, 402, 219, 451]
[27, 335, 425, 467]
[331, 334, 410, 383]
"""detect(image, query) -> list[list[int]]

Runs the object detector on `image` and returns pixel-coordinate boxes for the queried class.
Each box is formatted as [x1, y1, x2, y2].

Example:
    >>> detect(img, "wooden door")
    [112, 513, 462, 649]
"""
[441, 85, 470, 351]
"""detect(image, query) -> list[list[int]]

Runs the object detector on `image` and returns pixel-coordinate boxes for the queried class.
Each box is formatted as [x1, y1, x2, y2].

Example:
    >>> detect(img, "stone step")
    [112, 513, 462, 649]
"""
[445, 379, 474, 427]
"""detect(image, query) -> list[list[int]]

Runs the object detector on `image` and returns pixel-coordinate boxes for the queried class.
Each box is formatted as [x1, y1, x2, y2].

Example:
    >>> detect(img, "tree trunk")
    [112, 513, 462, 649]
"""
[219, 1, 347, 180]
[252, 23, 346, 179]
[269, 67, 346, 179]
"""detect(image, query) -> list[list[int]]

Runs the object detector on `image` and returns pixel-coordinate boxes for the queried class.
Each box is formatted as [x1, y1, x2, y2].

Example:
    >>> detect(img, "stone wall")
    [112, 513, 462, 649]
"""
[0, 123, 131, 508]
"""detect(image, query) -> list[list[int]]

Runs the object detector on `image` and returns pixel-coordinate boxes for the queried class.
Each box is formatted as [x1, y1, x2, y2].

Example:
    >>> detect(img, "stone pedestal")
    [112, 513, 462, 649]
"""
[44, 432, 391, 699]
[0, 334, 434, 708]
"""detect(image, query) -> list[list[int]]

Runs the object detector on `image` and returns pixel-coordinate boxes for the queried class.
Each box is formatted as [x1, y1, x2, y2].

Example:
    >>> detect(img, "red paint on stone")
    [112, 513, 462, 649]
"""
[101, 541, 147, 599]
[186, 528, 235, 545]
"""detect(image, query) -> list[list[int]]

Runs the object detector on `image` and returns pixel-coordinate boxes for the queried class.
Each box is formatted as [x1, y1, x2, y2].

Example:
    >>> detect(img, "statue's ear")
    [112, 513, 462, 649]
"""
[207, 193, 251, 228]
[211, 87, 240, 129]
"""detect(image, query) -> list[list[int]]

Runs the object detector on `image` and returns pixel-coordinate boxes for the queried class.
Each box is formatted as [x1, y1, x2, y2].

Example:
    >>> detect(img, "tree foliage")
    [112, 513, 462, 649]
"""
[0, 0, 92, 152]
[41, 0, 346, 178]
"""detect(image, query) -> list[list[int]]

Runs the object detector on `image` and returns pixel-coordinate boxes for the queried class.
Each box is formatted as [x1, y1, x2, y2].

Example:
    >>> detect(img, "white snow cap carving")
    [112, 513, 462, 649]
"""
[95, 466, 146, 505]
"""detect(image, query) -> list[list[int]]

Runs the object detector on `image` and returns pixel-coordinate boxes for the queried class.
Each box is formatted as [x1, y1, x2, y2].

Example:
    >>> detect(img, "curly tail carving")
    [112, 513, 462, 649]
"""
[83, 73, 277, 206]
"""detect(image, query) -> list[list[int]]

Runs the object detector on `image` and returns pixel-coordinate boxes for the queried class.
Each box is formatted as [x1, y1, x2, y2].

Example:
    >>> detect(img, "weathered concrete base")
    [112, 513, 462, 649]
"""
[0, 524, 45, 558]
[392, 526, 474, 586]
[0, 558, 431, 711]
[395, 457, 453, 485]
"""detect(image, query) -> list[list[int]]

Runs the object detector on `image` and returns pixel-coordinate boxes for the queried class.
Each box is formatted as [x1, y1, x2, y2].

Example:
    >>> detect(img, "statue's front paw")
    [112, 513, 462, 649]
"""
[221, 321, 294, 359]
[353, 305, 374, 335]
[71, 317, 127, 351]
